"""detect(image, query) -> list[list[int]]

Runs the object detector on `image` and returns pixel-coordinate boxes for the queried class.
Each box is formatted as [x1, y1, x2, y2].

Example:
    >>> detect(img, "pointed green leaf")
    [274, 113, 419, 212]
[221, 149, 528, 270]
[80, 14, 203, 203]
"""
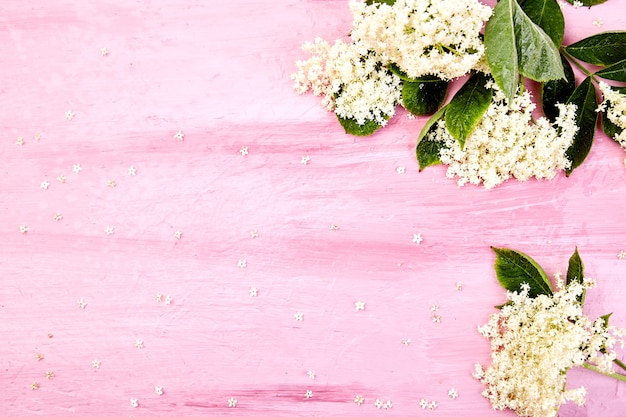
[595, 59, 626, 82]
[599, 312, 613, 353]
[519, 0, 565, 47]
[485, 0, 564, 101]
[541, 53, 576, 122]
[445, 72, 493, 148]
[402, 76, 449, 116]
[566, 247, 584, 287]
[416, 106, 447, 171]
[565, 76, 598, 176]
[388, 63, 416, 82]
[366, 0, 395, 5]
[485, 0, 519, 101]
[565, 0, 608, 7]
[491, 247, 553, 297]
[513, 3, 565, 83]
[566, 32, 626, 66]
[336, 114, 385, 136]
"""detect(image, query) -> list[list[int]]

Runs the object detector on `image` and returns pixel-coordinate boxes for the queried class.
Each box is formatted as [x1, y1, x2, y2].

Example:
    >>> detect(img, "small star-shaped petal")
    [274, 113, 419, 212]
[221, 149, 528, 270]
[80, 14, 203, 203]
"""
[448, 388, 458, 399]
[128, 166, 137, 176]
[383, 400, 393, 410]
[130, 398, 139, 408]
[36, 353, 44, 361]
[65, 110, 75, 120]
[57, 175, 66, 183]
[304, 390, 313, 399]
[173, 130, 184, 141]
[15, 137, 24, 146]
[237, 259, 247, 269]
[374, 399, 384, 409]
[72, 164, 82, 173]
[401, 338, 411, 346]
[91, 359, 101, 369]
[107, 179, 116, 188]
[428, 400, 438, 410]
[396, 166, 405, 174]
[155, 385, 164, 396]
[294, 312, 304, 321]
[354, 395, 364, 406]
[155, 293, 163, 302]
[412, 233, 423, 244]
[173, 230, 182, 239]
[455, 282, 463, 291]
[239, 146, 249, 156]
[329, 224, 339, 231]
[430, 304, 439, 312]
[307, 370, 315, 380]
[31, 381, 40, 390]
[432, 314, 441, 323]
[34, 133, 41, 141]
[301, 156, 310, 165]
[100, 47, 109, 56]
[104, 226, 114, 235]
[40, 180, 50, 190]
[164, 295, 172, 305]
[354, 301, 365, 311]
[77, 298, 87, 309]
[419, 399, 429, 409]
[54, 213, 63, 221]
[45, 371, 55, 380]
[19, 225, 28, 234]
[228, 397, 237, 407]
[593, 17, 604, 27]
[250, 229, 258, 238]
[249, 287, 258, 297]
[617, 250, 626, 260]
[135, 339, 144, 349]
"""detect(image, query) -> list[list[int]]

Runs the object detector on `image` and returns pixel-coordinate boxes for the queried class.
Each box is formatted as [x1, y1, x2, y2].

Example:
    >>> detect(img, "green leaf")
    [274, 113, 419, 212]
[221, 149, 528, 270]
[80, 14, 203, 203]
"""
[445, 72, 493, 148]
[518, 0, 565, 47]
[541, 53, 576, 122]
[336, 114, 385, 136]
[565, 0, 608, 6]
[416, 106, 447, 171]
[598, 312, 613, 353]
[566, 247, 584, 287]
[402, 76, 449, 116]
[485, 0, 519, 101]
[485, 0, 564, 101]
[491, 247, 553, 297]
[566, 32, 626, 66]
[595, 58, 626, 82]
[365, 0, 396, 5]
[565, 76, 598, 176]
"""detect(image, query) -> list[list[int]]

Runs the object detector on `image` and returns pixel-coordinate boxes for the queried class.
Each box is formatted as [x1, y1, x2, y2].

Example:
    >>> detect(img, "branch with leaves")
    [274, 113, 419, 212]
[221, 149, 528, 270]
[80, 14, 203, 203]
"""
[292, 0, 626, 188]
[474, 247, 625, 417]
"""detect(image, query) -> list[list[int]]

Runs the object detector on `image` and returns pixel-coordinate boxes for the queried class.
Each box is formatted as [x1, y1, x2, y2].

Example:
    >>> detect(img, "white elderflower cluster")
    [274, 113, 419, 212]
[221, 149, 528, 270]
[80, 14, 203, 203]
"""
[349, 0, 492, 80]
[427, 83, 578, 188]
[475, 280, 624, 417]
[291, 38, 401, 126]
[598, 81, 626, 148]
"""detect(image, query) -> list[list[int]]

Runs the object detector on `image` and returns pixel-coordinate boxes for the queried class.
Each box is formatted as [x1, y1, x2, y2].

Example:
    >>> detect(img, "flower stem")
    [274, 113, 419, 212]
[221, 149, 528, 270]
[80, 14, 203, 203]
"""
[614, 358, 626, 373]
[583, 362, 626, 382]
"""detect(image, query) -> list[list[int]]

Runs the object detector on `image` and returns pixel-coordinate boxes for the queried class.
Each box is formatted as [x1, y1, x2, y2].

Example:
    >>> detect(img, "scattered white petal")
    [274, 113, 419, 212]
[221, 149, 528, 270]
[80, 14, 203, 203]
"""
[448, 388, 458, 399]
[91, 360, 101, 369]
[617, 250, 626, 260]
[15, 137, 24, 146]
[34, 133, 41, 141]
[40, 180, 49, 190]
[329, 224, 339, 231]
[294, 312, 304, 321]
[173, 230, 182, 239]
[354, 395, 364, 406]
[72, 163, 82, 173]
[374, 399, 384, 409]
[396, 166, 405, 174]
[249, 287, 258, 297]
[155, 293, 163, 302]
[100, 47, 109, 56]
[130, 398, 139, 408]
[107, 179, 116, 188]
[19, 225, 28, 234]
[307, 370, 315, 380]
[54, 213, 63, 221]
[237, 259, 247, 269]
[412, 233, 423, 244]
[250, 229, 258, 238]
[65, 110, 75, 120]
[593, 17, 604, 27]
[228, 397, 237, 407]
[239, 146, 248, 156]
[432, 314, 441, 323]
[455, 282, 463, 291]
[164, 295, 172, 305]
[305, 390, 313, 399]
[301, 156, 310, 165]
[57, 175, 66, 184]
[128, 166, 137, 176]
[135, 339, 144, 349]
[104, 226, 114, 235]
[155, 386, 163, 396]
[354, 301, 365, 311]
[45, 371, 55, 380]
[77, 298, 87, 309]
[173, 130, 184, 141]
[401, 338, 411, 346]
[430, 304, 439, 312]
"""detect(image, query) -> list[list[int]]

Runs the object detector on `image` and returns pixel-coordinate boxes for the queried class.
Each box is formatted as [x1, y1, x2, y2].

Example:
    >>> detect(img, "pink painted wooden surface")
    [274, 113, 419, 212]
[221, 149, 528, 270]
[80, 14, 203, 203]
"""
[1, 1, 625, 416]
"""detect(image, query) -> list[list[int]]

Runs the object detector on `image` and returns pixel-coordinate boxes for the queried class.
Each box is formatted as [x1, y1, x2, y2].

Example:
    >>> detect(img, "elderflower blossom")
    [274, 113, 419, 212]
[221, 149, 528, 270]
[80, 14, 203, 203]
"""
[291, 38, 401, 126]
[349, 0, 492, 80]
[598, 81, 626, 148]
[475, 281, 624, 417]
[426, 82, 578, 188]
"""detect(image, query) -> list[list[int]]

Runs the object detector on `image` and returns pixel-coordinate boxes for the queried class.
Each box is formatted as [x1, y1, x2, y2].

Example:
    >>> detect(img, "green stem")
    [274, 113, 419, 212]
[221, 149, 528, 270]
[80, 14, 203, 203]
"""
[614, 358, 626, 373]
[583, 362, 626, 382]
[560, 47, 599, 83]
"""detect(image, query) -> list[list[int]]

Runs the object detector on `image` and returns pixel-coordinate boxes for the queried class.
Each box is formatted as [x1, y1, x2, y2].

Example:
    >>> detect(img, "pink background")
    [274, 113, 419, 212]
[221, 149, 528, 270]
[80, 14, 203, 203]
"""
[1, 1, 625, 416]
